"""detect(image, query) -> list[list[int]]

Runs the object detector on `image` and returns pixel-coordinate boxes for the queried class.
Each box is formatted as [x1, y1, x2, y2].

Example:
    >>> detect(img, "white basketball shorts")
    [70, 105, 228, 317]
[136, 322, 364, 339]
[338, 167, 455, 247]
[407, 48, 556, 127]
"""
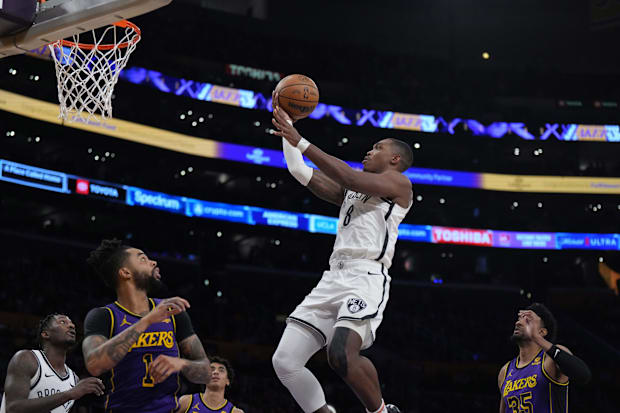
[287, 259, 391, 350]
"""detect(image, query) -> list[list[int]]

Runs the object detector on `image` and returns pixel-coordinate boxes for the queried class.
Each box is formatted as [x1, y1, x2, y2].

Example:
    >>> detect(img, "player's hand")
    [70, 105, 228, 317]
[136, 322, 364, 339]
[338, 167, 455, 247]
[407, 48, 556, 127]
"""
[144, 297, 190, 325]
[67, 377, 105, 399]
[271, 90, 296, 122]
[271, 90, 298, 125]
[149, 355, 185, 384]
[271, 92, 303, 146]
[519, 310, 543, 341]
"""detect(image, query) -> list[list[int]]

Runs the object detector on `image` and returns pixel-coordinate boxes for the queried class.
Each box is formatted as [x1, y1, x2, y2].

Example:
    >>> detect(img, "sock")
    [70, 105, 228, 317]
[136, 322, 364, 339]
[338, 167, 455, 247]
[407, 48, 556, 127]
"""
[366, 399, 386, 413]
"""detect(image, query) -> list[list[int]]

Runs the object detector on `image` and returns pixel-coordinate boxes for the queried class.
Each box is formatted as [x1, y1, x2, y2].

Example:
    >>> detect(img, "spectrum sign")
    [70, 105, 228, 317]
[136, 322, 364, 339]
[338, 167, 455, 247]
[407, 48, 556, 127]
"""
[2, 158, 620, 252]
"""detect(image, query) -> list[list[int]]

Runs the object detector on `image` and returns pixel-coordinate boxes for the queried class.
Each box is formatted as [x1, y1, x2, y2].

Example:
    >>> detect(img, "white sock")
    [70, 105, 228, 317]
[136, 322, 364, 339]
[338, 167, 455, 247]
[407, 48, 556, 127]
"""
[366, 400, 386, 413]
[272, 323, 326, 413]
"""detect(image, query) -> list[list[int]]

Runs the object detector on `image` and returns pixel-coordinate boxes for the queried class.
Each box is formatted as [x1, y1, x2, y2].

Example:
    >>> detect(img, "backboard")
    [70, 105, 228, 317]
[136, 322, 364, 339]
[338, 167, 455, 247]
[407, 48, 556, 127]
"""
[0, 0, 171, 58]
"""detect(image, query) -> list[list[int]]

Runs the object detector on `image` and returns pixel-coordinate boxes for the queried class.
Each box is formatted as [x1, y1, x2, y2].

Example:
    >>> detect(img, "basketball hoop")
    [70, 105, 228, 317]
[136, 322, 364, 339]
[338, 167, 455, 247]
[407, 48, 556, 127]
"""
[49, 20, 141, 122]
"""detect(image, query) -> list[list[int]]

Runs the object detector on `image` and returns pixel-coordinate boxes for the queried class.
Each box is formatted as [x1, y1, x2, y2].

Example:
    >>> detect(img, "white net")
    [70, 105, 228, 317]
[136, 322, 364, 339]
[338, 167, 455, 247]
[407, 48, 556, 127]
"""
[49, 21, 140, 122]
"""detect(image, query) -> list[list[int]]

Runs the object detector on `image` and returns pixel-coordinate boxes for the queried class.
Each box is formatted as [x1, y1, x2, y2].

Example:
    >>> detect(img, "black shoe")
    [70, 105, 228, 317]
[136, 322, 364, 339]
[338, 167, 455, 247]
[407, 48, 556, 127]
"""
[386, 404, 401, 413]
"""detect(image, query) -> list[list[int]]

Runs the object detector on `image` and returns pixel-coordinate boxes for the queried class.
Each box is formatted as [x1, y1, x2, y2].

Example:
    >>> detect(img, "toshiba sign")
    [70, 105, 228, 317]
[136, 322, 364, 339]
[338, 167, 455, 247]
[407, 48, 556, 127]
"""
[432, 227, 493, 246]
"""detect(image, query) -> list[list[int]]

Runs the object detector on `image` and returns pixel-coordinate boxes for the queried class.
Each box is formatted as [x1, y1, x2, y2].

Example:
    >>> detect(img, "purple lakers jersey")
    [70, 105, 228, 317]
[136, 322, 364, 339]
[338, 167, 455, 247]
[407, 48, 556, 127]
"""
[104, 298, 180, 413]
[183, 393, 234, 413]
[501, 350, 569, 413]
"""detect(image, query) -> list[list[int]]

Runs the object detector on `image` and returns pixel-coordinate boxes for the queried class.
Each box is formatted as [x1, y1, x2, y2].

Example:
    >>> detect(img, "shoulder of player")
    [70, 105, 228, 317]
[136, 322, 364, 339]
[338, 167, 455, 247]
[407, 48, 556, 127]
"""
[175, 394, 192, 413]
[382, 170, 412, 193]
[85, 306, 112, 317]
[497, 360, 511, 389]
[498, 360, 510, 374]
[8, 349, 39, 376]
[232, 407, 244, 413]
[379, 170, 412, 206]
[379, 169, 410, 181]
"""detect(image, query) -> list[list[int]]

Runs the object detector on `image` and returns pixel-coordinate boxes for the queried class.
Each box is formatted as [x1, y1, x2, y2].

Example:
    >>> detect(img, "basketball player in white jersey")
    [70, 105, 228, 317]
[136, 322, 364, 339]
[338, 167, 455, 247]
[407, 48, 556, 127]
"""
[1, 313, 105, 413]
[270, 94, 412, 413]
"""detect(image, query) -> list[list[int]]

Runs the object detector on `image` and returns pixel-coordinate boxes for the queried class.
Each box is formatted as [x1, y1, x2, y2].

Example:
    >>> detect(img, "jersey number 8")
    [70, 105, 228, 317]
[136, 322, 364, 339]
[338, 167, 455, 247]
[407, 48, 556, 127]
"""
[343, 205, 354, 227]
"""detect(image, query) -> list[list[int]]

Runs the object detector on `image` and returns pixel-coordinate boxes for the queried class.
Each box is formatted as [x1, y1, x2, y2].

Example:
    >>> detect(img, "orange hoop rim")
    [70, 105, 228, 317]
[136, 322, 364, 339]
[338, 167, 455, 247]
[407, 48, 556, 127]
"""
[55, 20, 141, 51]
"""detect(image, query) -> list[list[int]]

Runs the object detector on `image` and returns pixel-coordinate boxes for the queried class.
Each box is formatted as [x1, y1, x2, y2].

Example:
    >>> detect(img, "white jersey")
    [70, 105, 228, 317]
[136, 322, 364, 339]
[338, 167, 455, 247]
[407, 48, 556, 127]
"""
[0, 350, 78, 413]
[329, 189, 412, 269]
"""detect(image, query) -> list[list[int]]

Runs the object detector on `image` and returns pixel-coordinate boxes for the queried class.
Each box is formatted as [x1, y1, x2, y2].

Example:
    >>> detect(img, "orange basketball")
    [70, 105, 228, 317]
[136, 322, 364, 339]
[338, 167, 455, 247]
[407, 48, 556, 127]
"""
[275, 74, 319, 120]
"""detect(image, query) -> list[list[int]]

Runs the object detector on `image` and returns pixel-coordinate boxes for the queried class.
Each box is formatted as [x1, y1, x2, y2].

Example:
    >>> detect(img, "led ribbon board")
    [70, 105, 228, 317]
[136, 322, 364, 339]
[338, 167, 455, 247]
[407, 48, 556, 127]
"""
[119, 67, 620, 142]
[2, 159, 619, 251]
[2, 90, 620, 195]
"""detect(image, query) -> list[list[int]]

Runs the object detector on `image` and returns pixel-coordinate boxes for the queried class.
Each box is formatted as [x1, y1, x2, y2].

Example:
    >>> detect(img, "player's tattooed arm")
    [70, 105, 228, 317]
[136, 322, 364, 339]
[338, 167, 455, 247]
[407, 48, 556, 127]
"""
[178, 334, 211, 384]
[307, 169, 345, 206]
[83, 297, 190, 376]
[82, 323, 147, 376]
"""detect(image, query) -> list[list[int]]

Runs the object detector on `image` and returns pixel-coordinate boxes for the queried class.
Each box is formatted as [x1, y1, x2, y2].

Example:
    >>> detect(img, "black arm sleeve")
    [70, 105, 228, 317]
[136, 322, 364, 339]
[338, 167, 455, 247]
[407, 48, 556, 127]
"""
[83, 307, 112, 338]
[547, 345, 592, 384]
[174, 311, 195, 343]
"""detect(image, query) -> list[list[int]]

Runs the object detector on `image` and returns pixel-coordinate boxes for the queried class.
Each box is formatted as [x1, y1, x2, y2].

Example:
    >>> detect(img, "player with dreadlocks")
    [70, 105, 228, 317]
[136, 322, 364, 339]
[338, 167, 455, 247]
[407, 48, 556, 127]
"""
[1, 313, 105, 413]
[82, 239, 211, 413]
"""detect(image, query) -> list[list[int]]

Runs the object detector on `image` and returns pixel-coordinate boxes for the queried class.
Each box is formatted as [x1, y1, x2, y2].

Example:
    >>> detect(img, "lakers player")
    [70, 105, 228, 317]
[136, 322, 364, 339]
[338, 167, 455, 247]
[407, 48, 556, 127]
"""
[1, 313, 105, 413]
[82, 239, 212, 412]
[270, 96, 411, 413]
[175, 356, 244, 413]
[498, 303, 591, 413]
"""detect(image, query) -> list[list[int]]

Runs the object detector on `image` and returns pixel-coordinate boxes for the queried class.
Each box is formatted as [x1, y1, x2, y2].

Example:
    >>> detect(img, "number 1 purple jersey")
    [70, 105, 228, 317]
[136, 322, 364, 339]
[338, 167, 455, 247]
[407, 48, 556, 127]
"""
[103, 298, 180, 413]
[501, 350, 569, 413]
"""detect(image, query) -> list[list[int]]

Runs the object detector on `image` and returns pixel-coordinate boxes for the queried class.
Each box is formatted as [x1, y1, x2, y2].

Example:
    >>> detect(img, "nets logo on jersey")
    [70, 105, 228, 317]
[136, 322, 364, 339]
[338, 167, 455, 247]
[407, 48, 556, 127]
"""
[347, 298, 367, 313]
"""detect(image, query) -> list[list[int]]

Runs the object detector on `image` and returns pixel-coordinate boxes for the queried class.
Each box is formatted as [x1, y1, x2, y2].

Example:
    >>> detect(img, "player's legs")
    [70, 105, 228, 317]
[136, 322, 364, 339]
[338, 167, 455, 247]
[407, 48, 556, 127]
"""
[272, 322, 331, 413]
[327, 325, 384, 413]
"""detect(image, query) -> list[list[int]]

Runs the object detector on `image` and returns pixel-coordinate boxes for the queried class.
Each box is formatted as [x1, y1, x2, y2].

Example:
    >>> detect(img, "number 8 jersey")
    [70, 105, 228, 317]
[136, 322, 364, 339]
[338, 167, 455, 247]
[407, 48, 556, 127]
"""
[329, 190, 412, 270]
[103, 298, 180, 413]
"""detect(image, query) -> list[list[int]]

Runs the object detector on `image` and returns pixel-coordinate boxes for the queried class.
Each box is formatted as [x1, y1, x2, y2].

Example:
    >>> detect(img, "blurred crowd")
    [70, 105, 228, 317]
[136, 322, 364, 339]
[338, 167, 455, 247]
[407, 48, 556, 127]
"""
[0, 234, 618, 412]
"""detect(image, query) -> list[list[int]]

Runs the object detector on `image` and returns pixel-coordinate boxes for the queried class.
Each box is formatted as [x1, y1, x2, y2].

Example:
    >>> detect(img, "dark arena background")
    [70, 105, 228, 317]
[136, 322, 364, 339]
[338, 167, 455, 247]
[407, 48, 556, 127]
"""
[1, 1, 620, 412]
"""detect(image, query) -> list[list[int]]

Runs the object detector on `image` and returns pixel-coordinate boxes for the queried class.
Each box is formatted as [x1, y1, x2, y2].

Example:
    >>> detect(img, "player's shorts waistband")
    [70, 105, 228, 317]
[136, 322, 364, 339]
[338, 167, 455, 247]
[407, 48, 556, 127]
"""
[328, 259, 387, 274]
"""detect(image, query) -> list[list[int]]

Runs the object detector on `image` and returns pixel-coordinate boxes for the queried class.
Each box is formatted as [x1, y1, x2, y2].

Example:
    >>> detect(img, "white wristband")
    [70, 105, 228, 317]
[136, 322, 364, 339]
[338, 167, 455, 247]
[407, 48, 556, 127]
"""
[282, 138, 313, 186]
[297, 137, 311, 153]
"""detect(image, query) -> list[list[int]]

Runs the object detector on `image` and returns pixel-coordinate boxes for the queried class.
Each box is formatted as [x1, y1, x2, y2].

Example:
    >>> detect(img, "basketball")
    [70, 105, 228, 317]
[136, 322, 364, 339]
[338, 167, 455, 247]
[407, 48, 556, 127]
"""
[275, 74, 319, 120]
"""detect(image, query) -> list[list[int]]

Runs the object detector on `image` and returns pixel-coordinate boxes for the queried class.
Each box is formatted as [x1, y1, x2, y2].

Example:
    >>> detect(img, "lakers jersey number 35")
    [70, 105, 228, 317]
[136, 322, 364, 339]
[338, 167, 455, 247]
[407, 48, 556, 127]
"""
[501, 350, 569, 413]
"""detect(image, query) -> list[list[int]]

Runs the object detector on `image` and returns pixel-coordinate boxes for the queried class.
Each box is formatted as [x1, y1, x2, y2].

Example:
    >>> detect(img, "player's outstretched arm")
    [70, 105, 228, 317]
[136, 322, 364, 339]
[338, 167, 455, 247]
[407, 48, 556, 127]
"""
[307, 169, 345, 206]
[272, 105, 410, 204]
[4, 351, 104, 413]
[521, 310, 591, 384]
[281, 138, 344, 206]
[82, 297, 190, 376]
[542, 344, 591, 384]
